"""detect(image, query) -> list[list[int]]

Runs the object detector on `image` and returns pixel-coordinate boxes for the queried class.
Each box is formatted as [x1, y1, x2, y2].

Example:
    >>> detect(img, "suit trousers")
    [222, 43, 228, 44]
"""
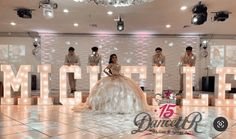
[68, 73, 76, 91]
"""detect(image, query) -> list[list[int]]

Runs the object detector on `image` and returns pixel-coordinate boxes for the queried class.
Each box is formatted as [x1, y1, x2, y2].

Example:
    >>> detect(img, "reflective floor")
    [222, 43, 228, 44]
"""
[0, 105, 236, 139]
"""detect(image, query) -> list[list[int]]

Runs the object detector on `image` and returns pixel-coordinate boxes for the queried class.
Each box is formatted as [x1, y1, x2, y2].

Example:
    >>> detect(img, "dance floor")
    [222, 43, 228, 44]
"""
[0, 105, 236, 139]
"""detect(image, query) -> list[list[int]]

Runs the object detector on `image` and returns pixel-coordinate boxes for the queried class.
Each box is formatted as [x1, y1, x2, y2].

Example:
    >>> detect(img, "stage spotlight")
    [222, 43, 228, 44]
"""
[43, 4, 54, 18]
[33, 41, 40, 47]
[16, 8, 33, 19]
[200, 40, 208, 49]
[192, 13, 207, 25]
[33, 37, 41, 47]
[213, 11, 230, 21]
[39, 0, 58, 19]
[192, 2, 207, 14]
[117, 18, 124, 31]
[191, 1, 208, 25]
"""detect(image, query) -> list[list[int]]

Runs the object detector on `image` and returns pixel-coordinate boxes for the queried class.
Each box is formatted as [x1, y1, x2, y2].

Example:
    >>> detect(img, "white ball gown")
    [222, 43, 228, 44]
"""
[73, 63, 149, 113]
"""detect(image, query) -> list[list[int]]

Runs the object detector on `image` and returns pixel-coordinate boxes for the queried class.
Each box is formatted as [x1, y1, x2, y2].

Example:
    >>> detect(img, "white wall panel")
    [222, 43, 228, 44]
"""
[41, 35, 200, 91]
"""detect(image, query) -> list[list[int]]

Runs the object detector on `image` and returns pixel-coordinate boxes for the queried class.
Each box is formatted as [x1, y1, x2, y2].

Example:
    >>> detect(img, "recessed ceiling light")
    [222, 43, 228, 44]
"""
[166, 24, 171, 28]
[10, 22, 16, 26]
[180, 6, 187, 11]
[63, 9, 69, 13]
[74, 23, 79, 27]
[74, 0, 84, 2]
[107, 11, 113, 15]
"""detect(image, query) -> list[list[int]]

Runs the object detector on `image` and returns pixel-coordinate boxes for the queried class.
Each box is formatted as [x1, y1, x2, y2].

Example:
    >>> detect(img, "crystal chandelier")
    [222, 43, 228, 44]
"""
[76, 0, 154, 7]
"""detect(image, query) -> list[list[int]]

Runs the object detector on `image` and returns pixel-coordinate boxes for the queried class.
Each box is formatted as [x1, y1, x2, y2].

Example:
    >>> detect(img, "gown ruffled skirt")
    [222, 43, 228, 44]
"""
[73, 75, 149, 113]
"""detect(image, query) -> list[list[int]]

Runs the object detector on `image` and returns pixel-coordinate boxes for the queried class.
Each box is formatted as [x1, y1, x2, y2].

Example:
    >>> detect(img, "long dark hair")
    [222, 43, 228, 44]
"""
[109, 54, 117, 64]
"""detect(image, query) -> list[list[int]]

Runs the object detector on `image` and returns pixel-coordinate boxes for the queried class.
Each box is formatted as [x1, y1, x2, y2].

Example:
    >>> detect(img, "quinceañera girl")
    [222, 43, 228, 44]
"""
[73, 54, 149, 113]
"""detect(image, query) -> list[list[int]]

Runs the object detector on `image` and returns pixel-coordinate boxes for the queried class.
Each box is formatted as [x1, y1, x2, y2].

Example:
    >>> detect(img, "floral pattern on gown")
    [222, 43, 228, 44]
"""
[73, 63, 149, 113]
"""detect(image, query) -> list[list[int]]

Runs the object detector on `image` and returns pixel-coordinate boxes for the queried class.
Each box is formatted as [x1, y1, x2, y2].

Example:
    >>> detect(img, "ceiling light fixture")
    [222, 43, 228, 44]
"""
[39, 0, 58, 19]
[33, 37, 41, 47]
[117, 17, 124, 31]
[107, 11, 113, 15]
[180, 6, 187, 11]
[10, 22, 16, 26]
[212, 11, 231, 22]
[191, 1, 208, 25]
[16, 8, 33, 19]
[63, 9, 69, 13]
[200, 39, 208, 49]
[166, 24, 171, 28]
[74, 23, 79, 27]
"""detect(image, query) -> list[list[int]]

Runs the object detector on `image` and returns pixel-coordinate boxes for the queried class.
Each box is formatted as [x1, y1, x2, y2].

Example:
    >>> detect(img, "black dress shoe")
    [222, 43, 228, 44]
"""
[71, 90, 76, 93]
[58, 102, 62, 105]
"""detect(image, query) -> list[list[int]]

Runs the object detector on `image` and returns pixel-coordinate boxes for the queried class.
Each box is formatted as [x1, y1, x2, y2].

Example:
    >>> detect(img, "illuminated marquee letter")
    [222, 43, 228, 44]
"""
[1, 65, 31, 105]
[37, 65, 53, 105]
[181, 67, 208, 106]
[59, 65, 82, 105]
[121, 66, 147, 79]
[87, 66, 100, 92]
[153, 66, 165, 105]
[121, 66, 147, 101]
[214, 67, 236, 106]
